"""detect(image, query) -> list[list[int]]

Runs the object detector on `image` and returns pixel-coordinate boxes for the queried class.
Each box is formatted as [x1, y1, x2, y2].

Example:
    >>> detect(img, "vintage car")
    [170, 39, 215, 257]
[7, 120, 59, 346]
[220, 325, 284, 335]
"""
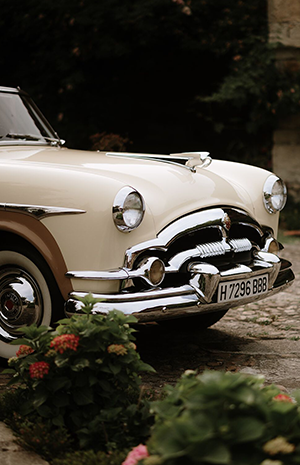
[0, 86, 294, 358]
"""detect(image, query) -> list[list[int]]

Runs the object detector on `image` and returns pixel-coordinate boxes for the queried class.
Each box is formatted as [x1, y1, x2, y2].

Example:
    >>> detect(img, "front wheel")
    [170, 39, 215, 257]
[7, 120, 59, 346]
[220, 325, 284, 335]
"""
[0, 249, 62, 359]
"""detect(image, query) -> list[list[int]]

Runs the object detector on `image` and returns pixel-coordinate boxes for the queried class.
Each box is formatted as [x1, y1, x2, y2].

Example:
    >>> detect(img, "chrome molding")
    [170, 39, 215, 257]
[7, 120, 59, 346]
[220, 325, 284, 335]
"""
[0, 203, 86, 220]
[106, 151, 212, 172]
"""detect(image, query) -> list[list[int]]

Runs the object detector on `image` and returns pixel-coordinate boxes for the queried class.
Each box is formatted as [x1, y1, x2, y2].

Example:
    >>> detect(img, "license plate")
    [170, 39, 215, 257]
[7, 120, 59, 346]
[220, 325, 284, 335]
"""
[217, 274, 268, 303]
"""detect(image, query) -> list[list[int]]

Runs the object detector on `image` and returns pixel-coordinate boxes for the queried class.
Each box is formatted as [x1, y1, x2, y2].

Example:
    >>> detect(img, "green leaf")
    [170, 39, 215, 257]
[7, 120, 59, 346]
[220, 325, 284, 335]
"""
[73, 387, 94, 406]
[50, 377, 71, 392]
[108, 363, 121, 375]
[201, 442, 231, 464]
[52, 414, 65, 427]
[32, 391, 49, 408]
[231, 417, 265, 443]
[2, 368, 15, 374]
[36, 404, 53, 418]
[53, 392, 69, 407]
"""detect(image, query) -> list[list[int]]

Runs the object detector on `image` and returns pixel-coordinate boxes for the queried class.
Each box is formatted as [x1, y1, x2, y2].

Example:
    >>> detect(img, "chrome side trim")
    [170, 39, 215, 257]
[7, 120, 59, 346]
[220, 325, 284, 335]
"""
[66, 269, 129, 280]
[0, 203, 86, 220]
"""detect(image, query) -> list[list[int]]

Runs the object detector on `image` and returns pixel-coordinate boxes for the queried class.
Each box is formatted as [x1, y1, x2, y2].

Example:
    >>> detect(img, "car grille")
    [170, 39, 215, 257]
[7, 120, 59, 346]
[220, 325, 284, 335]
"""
[123, 207, 267, 291]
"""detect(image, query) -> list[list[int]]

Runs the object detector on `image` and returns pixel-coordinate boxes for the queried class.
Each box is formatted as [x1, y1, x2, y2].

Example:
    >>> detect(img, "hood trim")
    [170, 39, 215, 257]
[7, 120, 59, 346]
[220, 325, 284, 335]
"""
[106, 151, 212, 172]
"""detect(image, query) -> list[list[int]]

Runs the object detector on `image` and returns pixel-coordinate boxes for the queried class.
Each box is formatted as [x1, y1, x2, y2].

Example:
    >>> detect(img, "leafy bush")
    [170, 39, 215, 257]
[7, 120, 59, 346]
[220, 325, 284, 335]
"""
[128, 370, 300, 465]
[5, 295, 154, 453]
[51, 449, 128, 465]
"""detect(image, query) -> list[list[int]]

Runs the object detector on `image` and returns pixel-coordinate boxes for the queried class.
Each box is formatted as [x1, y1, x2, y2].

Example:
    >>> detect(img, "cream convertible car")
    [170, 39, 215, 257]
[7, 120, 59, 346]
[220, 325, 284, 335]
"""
[0, 86, 294, 358]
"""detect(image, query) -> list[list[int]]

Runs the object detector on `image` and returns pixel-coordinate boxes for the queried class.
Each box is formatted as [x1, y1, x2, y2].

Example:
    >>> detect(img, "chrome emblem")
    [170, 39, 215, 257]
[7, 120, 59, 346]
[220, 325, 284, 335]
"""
[223, 213, 231, 231]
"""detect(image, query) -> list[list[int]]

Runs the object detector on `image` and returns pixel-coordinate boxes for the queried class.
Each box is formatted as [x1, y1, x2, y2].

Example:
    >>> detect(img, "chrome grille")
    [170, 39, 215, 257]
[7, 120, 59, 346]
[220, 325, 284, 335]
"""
[124, 208, 264, 290]
[196, 241, 227, 258]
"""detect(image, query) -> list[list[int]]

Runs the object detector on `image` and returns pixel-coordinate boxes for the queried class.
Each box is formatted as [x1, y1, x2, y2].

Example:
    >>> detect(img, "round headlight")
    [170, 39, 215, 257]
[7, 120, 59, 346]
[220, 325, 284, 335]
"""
[113, 186, 145, 232]
[263, 175, 287, 214]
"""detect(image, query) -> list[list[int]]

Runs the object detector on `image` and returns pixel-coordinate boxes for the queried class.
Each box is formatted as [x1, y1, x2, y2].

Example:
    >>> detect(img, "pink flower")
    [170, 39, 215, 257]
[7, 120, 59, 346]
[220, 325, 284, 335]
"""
[107, 344, 128, 356]
[122, 444, 149, 465]
[29, 361, 50, 379]
[16, 345, 34, 357]
[273, 394, 293, 403]
[50, 334, 80, 354]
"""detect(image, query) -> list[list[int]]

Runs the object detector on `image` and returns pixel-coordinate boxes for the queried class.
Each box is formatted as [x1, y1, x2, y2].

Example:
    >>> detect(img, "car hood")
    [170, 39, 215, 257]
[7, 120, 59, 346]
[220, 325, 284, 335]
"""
[0, 146, 270, 234]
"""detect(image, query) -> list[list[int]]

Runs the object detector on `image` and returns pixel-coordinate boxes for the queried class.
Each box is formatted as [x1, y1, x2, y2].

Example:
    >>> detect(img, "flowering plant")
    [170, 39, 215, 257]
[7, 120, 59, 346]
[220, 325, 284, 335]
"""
[5, 294, 154, 451]
[129, 371, 300, 465]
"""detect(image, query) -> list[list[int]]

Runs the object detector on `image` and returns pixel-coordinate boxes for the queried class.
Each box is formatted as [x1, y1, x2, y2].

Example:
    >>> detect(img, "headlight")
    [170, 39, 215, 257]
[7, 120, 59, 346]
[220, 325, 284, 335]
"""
[113, 186, 145, 232]
[263, 175, 287, 214]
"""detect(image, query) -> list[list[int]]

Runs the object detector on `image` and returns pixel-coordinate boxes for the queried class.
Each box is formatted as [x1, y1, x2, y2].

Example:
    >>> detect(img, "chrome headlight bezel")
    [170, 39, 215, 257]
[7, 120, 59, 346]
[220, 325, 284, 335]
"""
[263, 175, 287, 214]
[113, 186, 145, 232]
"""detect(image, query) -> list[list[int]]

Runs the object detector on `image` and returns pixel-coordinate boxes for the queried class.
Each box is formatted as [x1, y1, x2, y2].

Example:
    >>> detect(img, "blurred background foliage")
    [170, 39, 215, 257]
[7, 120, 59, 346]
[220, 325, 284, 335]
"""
[1, 0, 300, 166]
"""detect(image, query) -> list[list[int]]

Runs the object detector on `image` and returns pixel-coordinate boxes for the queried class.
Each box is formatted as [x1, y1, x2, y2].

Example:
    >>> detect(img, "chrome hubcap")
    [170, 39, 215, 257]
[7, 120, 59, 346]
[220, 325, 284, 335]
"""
[0, 268, 43, 342]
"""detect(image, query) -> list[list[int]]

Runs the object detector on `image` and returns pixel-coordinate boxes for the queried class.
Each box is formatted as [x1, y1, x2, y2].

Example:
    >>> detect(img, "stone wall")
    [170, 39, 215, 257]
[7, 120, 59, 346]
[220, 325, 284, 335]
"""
[269, 0, 300, 47]
[269, 0, 300, 197]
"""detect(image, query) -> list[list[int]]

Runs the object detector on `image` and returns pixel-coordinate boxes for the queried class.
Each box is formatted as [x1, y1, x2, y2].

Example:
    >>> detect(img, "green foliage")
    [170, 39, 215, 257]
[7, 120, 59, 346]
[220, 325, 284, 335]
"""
[144, 371, 300, 465]
[0, 388, 24, 421]
[6, 295, 154, 452]
[51, 449, 128, 465]
[9, 413, 72, 460]
[0, 0, 276, 161]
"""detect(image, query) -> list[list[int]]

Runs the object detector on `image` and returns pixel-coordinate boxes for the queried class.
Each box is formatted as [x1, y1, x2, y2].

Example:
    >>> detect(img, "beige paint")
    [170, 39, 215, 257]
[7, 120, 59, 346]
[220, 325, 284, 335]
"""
[0, 146, 279, 295]
[0, 211, 72, 299]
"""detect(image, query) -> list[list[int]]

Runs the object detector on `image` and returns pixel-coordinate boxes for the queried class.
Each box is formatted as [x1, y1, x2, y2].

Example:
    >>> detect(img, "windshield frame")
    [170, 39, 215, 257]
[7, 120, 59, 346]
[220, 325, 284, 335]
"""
[0, 87, 63, 146]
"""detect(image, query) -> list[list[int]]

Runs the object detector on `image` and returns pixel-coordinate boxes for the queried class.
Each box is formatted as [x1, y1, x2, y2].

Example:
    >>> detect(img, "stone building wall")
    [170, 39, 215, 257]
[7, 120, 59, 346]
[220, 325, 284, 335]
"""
[268, 0, 300, 197]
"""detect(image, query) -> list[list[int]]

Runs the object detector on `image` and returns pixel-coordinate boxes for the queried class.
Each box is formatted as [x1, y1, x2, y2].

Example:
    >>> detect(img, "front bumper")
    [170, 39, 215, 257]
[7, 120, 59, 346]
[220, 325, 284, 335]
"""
[65, 253, 294, 322]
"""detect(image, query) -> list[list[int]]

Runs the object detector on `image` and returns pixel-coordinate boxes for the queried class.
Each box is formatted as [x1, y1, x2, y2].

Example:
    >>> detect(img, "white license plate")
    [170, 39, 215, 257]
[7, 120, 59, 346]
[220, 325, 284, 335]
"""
[217, 274, 268, 303]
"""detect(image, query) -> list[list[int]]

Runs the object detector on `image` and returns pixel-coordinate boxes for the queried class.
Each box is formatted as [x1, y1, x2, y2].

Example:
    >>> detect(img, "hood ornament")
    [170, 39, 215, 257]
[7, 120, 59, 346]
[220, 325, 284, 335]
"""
[171, 151, 212, 172]
[222, 213, 231, 231]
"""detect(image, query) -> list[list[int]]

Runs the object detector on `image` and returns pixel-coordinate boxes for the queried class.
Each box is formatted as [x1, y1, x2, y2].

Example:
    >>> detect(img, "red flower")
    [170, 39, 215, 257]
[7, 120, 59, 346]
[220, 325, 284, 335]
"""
[16, 345, 34, 357]
[50, 334, 80, 354]
[29, 361, 50, 379]
[273, 394, 293, 403]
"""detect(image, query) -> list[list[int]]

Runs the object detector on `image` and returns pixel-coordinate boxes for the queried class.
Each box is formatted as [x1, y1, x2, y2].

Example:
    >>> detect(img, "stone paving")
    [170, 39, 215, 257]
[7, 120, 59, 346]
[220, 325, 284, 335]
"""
[137, 239, 300, 391]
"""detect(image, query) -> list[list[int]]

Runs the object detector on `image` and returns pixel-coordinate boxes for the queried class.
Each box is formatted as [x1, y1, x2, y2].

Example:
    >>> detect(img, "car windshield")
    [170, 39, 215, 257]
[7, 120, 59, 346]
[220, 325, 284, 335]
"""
[0, 91, 61, 145]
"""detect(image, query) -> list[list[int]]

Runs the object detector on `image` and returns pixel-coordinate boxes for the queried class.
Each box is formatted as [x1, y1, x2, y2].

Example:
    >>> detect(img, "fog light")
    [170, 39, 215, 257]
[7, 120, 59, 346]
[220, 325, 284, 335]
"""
[263, 236, 282, 254]
[138, 257, 165, 286]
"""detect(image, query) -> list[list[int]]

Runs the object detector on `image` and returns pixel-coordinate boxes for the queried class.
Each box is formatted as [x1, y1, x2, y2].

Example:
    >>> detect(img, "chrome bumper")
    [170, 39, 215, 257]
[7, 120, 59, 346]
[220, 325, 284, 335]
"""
[65, 253, 294, 322]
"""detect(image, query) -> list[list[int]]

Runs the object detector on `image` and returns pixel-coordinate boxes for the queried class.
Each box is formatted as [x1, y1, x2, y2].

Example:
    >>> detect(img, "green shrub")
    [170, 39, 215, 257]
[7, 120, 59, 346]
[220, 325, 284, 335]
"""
[5, 295, 154, 453]
[52, 449, 128, 465]
[131, 371, 300, 465]
[0, 388, 24, 421]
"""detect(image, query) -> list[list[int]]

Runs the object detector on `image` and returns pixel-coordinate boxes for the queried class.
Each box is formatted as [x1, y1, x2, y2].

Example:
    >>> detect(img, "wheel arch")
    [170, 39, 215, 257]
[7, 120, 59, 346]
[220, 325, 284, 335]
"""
[0, 212, 72, 300]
